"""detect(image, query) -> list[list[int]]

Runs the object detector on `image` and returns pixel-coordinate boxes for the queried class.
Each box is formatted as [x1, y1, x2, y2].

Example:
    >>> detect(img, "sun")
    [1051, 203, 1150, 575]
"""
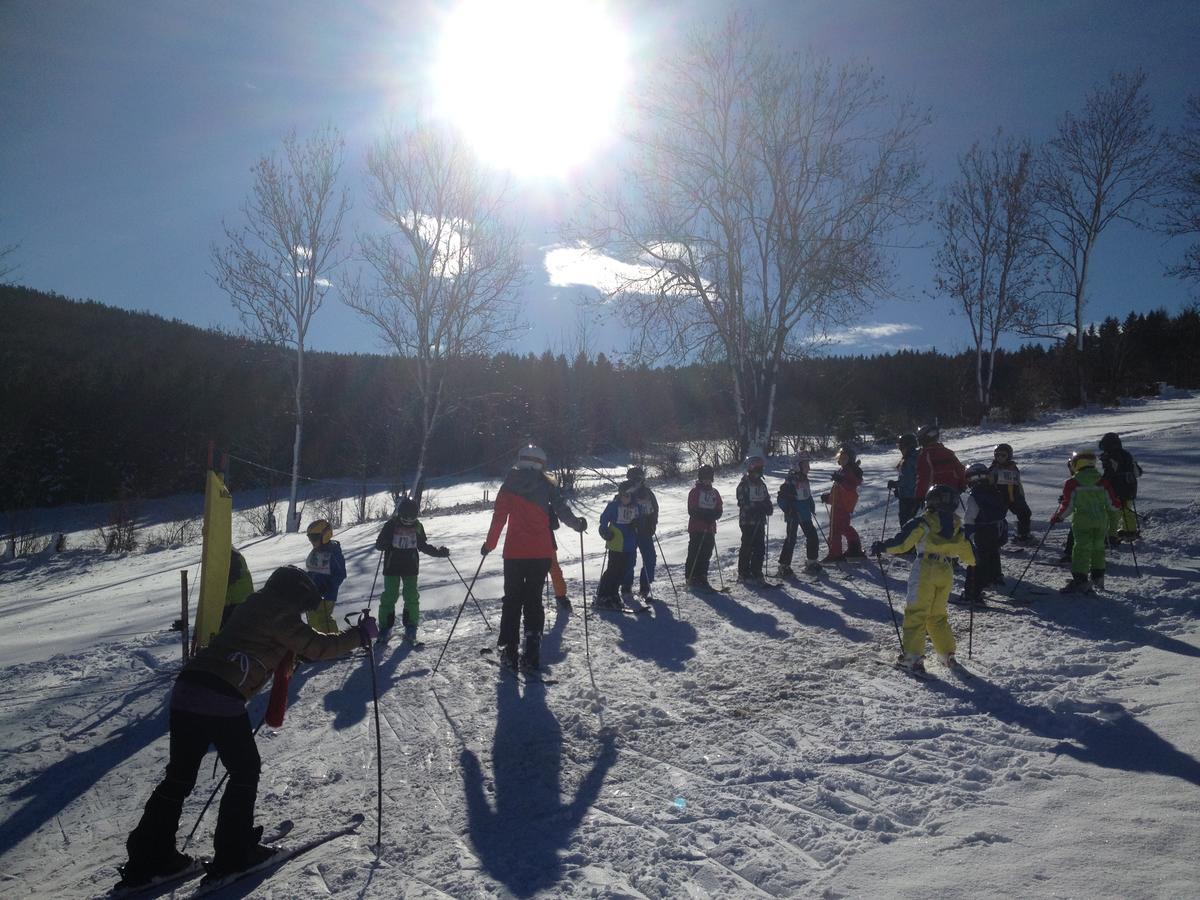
[431, 0, 631, 179]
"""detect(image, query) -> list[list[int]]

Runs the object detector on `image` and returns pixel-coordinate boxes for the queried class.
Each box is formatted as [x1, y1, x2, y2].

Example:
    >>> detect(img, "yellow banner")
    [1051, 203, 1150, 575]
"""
[193, 469, 233, 651]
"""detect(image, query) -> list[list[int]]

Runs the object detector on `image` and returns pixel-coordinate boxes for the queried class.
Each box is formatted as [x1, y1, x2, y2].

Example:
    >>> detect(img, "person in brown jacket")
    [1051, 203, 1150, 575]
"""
[118, 566, 376, 889]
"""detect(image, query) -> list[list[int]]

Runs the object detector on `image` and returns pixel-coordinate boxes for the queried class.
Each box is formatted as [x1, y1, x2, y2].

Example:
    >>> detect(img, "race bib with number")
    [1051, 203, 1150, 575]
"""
[995, 469, 1020, 486]
[747, 482, 768, 503]
[392, 527, 419, 550]
[307, 550, 332, 575]
[617, 504, 639, 526]
[697, 489, 718, 510]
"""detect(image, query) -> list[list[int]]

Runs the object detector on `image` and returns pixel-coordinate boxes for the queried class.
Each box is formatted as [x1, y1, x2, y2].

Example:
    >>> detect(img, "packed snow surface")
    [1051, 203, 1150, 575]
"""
[2, 395, 1198, 898]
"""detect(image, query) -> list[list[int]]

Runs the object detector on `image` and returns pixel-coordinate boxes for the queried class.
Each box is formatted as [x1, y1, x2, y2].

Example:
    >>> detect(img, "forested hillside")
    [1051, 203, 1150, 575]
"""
[2, 285, 1197, 509]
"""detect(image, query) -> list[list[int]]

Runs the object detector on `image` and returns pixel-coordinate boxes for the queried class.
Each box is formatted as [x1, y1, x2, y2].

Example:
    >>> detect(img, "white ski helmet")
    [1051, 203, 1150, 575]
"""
[516, 444, 547, 470]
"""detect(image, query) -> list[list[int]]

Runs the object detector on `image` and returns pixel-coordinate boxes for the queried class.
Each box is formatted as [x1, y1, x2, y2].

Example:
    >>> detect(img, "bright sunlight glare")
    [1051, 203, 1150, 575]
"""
[432, 0, 631, 178]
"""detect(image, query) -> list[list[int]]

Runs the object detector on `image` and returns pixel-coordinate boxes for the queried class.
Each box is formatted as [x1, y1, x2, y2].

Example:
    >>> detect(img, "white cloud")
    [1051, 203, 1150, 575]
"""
[543, 244, 654, 294]
[822, 323, 923, 345]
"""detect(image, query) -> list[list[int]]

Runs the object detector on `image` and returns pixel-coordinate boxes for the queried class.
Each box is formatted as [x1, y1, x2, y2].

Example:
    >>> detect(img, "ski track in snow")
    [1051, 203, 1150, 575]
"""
[1, 394, 1199, 897]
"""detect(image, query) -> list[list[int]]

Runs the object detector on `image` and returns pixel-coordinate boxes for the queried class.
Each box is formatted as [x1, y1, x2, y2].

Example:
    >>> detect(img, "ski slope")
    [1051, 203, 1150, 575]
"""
[1, 394, 1198, 898]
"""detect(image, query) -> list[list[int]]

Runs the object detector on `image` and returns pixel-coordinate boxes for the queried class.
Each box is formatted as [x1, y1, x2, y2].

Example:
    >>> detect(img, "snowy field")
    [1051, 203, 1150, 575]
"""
[1, 394, 1198, 898]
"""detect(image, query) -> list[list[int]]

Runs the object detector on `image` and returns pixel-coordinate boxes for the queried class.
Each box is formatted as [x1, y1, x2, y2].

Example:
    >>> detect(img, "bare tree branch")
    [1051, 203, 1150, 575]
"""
[1162, 93, 1200, 287]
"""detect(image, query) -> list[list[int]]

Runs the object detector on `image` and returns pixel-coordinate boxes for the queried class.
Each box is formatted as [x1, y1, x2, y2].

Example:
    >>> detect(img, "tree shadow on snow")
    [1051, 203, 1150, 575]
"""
[590, 599, 699, 672]
[0, 678, 170, 858]
[460, 674, 617, 897]
[930, 675, 1200, 786]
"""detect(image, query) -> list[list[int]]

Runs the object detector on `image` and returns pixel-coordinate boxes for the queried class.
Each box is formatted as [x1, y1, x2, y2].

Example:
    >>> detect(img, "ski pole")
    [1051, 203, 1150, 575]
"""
[712, 532, 728, 592]
[764, 517, 772, 578]
[1129, 501, 1141, 577]
[654, 533, 682, 619]
[432, 555, 486, 675]
[345, 610, 383, 852]
[185, 714, 267, 850]
[364, 549, 384, 615]
[1009, 518, 1055, 600]
[445, 555, 493, 631]
[967, 571, 976, 660]
[880, 490, 892, 544]
[873, 552, 904, 650]
[580, 529, 603, 699]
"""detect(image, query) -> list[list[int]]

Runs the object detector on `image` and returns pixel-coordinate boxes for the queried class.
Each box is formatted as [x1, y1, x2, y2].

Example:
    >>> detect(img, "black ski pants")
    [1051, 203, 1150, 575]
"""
[684, 532, 714, 581]
[598, 549, 630, 599]
[964, 524, 1003, 600]
[1006, 492, 1032, 538]
[499, 557, 552, 648]
[128, 704, 260, 865]
[778, 516, 818, 567]
[738, 518, 766, 578]
[898, 497, 923, 526]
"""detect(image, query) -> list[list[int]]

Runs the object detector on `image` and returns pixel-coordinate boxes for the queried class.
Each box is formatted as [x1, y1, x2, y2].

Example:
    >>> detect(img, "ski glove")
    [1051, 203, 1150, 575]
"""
[480, 543, 491, 556]
[599, 524, 613, 541]
[573, 517, 588, 533]
[358, 615, 379, 648]
[820, 492, 831, 504]
[436, 546, 450, 557]
[869, 541, 886, 556]
[887, 480, 898, 492]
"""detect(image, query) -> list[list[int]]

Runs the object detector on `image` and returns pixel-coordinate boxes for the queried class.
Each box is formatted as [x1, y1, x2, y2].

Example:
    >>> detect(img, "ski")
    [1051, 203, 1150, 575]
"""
[190, 814, 365, 897]
[110, 859, 207, 898]
[872, 656, 934, 681]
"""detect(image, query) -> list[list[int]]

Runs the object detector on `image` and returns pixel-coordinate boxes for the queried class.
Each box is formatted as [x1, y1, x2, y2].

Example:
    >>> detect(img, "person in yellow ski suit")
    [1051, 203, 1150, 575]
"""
[872, 485, 976, 674]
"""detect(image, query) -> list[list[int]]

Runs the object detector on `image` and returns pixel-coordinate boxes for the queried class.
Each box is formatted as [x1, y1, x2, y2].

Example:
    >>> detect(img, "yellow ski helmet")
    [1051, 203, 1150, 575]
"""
[1069, 450, 1097, 474]
[306, 519, 333, 544]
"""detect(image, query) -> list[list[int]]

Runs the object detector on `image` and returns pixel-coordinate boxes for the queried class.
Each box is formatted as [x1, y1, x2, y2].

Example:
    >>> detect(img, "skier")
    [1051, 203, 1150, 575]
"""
[374, 496, 450, 643]
[913, 424, 967, 499]
[989, 443, 1035, 544]
[597, 481, 640, 608]
[871, 485, 976, 674]
[623, 466, 659, 602]
[735, 454, 774, 582]
[685, 464, 723, 589]
[119, 566, 376, 889]
[481, 445, 587, 670]
[1050, 450, 1122, 594]
[776, 453, 821, 576]
[889, 433, 921, 524]
[821, 445, 864, 562]
[304, 520, 345, 634]
[1099, 432, 1143, 539]
[220, 549, 255, 629]
[957, 462, 1008, 606]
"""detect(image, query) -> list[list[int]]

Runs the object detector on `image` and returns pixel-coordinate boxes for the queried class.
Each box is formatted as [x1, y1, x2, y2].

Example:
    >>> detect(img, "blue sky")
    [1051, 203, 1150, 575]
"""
[1, 0, 1196, 359]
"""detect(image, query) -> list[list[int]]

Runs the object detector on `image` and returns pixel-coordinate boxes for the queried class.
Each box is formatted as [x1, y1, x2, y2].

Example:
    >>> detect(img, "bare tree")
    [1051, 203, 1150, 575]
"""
[1033, 71, 1167, 404]
[934, 133, 1042, 422]
[211, 127, 349, 531]
[1163, 94, 1200, 287]
[0, 220, 19, 281]
[343, 125, 525, 497]
[579, 14, 926, 457]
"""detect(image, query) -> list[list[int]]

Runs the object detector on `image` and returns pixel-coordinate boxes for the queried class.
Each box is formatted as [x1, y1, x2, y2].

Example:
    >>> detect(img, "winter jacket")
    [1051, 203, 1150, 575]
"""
[1100, 448, 1142, 501]
[963, 483, 1008, 539]
[599, 497, 639, 552]
[1053, 468, 1121, 531]
[878, 508, 977, 567]
[375, 518, 444, 577]
[186, 571, 361, 701]
[915, 443, 967, 498]
[736, 475, 774, 524]
[225, 550, 255, 610]
[631, 484, 659, 535]
[829, 461, 864, 515]
[895, 451, 918, 500]
[776, 477, 816, 524]
[305, 540, 346, 602]
[988, 459, 1026, 503]
[484, 468, 585, 559]
[687, 483, 723, 534]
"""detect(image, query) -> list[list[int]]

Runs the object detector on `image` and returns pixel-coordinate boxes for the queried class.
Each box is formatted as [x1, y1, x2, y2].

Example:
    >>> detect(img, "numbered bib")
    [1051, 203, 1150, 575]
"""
[616, 505, 638, 526]
[794, 483, 812, 501]
[392, 527, 419, 550]
[747, 483, 768, 503]
[307, 550, 332, 575]
[697, 489, 718, 510]
[638, 499, 655, 517]
[995, 469, 1019, 486]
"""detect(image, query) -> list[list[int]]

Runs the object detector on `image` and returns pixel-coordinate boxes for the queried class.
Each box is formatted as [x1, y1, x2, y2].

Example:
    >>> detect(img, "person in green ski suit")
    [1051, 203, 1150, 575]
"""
[1051, 450, 1122, 594]
[375, 496, 449, 642]
[219, 549, 255, 628]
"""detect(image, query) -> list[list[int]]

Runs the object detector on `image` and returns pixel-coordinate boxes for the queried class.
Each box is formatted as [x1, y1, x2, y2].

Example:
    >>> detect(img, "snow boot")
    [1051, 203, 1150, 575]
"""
[402, 625, 418, 644]
[1060, 574, 1090, 594]
[1091, 571, 1105, 591]
[844, 544, 866, 559]
[803, 560, 823, 575]
[206, 841, 275, 880]
[595, 593, 623, 610]
[938, 651, 960, 670]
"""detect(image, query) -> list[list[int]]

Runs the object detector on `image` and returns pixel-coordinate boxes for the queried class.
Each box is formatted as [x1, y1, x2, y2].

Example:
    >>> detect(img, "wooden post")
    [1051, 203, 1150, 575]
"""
[180, 570, 190, 663]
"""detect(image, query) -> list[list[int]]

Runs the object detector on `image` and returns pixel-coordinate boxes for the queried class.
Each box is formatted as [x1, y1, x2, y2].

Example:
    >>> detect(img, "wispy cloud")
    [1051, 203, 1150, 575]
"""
[822, 323, 923, 345]
[543, 244, 656, 295]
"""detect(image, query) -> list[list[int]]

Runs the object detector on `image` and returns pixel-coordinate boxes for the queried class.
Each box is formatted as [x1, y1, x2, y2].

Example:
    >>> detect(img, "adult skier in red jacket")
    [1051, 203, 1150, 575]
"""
[914, 424, 967, 499]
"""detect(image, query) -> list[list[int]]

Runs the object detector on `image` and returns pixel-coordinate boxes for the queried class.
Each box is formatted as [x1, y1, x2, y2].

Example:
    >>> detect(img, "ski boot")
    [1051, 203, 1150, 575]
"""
[499, 643, 519, 671]
[896, 652, 926, 675]
[521, 631, 541, 670]
[1060, 574, 1091, 594]
[1090, 571, 1105, 591]
[206, 840, 275, 881]
[117, 849, 195, 889]
[402, 625, 418, 644]
[844, 544, 867, 560]
[803, 560, 823, 575]
[821, 553, 846, 564]
[594, 593, 623, 610]
[777, 564, 794, 577]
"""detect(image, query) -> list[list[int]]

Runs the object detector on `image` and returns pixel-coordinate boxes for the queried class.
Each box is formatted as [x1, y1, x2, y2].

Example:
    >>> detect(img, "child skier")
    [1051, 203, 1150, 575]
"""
[304, 519, 346, 633]
[776, 453, 821, 576]
[735, 454, 774, 582]
[914, 424, 967, 498]
[889, 433, 921, 524]
[989, 443, 1035, 544]
[1051, 450, 1122, 593]
[481, 444, 587, 670]
[685, 464, 723, 589]
[597, 481, 641, 609]
[625, 465, 660, 602]
[220, 548, 255, 629]
[958, 462, 1008, 606]
[374, 496, 450, 643]
[1099, 432, 1143, 539]
[119, 567, 375, 889]
[871, 485, 976, 674]
[821, 445, 864, 562]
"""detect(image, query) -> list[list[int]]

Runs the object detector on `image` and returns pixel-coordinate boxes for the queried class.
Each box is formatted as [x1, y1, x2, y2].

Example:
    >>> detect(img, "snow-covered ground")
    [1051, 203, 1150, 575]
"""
[1, 395, 1198, 898]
